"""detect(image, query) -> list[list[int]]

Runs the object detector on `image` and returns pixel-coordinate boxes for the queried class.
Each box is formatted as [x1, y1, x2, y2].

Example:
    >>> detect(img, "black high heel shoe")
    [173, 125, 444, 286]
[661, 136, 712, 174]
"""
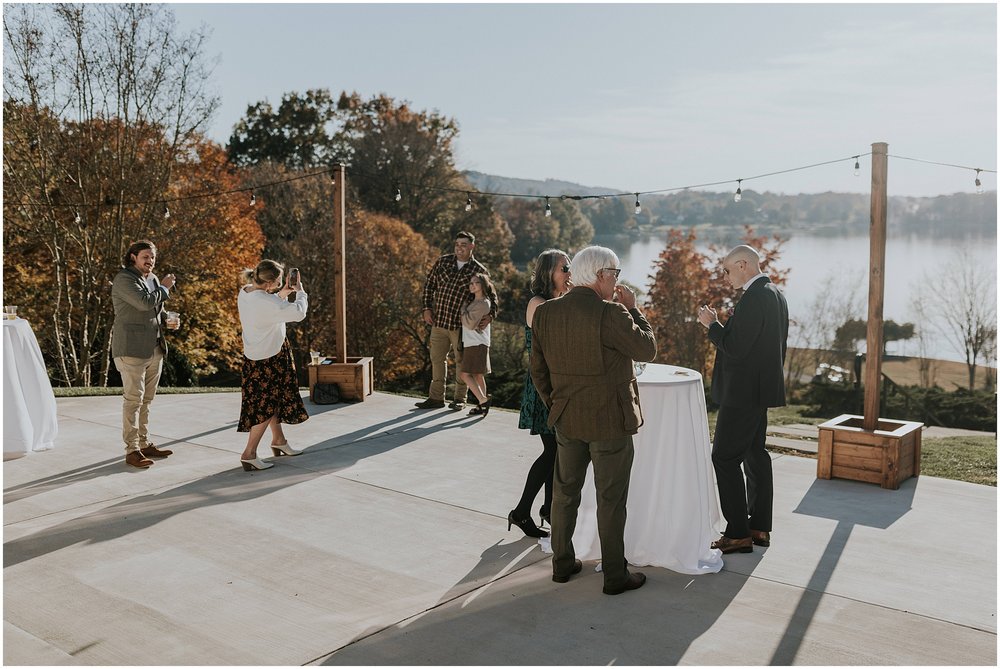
[539, 505, 551, 528]
[508, 510, 549, 538]
[480, 395, 492, 416]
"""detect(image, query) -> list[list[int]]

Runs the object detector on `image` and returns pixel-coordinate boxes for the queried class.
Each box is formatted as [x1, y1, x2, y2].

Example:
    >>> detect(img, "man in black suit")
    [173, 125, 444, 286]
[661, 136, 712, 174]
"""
[697, 245, 788, 554]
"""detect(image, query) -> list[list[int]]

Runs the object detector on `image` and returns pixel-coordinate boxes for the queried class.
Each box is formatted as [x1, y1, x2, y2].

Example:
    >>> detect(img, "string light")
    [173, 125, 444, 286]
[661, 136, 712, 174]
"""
[854, 157, 861, 177]
[465, 193, 473, 212]
[74, 211, 81, 224]
[9, 152, 994, 214]
[634, 193, 641, 215]
[544, 197, 551, 218]
[249, 190, 256, 206]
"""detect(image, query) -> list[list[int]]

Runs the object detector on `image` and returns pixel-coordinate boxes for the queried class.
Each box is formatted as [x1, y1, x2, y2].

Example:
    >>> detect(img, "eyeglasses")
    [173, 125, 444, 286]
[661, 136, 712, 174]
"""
[561, 264, 571, 273]
[601, 267, 622, 278]
[723, 260, 746, 276]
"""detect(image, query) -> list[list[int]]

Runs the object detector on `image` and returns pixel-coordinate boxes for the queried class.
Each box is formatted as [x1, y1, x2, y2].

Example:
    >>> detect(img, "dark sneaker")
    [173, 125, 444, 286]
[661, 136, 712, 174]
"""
[448, 400, 466, 410]
[414, 398, 445, 409]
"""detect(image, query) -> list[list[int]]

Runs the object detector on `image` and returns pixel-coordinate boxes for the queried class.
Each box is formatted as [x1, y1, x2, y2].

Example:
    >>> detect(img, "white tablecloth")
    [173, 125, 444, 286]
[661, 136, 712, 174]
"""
[572, 363, 724, 574]
[3, 318, 58, 459]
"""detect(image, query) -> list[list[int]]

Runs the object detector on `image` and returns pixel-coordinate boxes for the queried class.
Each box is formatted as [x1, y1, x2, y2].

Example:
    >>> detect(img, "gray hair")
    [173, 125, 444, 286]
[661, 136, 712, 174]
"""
[571, 245, 620, 286]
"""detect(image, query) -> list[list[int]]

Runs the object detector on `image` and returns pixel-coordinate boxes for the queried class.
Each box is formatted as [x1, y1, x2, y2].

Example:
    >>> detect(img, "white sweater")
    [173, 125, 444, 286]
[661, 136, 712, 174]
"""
[238, 286, 308, 360]
[461, 298, 491, 347]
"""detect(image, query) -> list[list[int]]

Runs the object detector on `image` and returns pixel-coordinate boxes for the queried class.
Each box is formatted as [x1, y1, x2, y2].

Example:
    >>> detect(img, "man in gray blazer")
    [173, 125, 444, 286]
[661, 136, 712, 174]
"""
[698, 245, 788, 554]
[531, 246, 656, 595]
[112, 240, 176, 468]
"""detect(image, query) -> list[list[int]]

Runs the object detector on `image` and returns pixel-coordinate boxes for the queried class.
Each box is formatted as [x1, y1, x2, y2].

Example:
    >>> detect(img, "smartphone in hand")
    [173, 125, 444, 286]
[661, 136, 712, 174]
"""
[289, 267, 299, 286]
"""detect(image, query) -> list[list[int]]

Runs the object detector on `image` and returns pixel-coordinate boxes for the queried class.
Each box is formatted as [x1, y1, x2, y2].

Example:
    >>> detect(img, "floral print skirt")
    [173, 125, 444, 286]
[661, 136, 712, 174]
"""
[238, 339, 309, 432]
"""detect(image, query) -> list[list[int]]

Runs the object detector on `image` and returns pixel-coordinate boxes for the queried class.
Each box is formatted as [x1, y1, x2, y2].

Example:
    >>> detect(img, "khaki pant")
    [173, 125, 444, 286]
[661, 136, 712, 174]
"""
[114, 346, 164, 453]
[550, 431, 634, 590]
[428, 326, 467, 402]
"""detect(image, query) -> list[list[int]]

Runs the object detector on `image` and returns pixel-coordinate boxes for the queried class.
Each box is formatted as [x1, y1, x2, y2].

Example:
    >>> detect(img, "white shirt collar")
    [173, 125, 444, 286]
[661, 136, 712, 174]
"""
[742, 272, 767, 291]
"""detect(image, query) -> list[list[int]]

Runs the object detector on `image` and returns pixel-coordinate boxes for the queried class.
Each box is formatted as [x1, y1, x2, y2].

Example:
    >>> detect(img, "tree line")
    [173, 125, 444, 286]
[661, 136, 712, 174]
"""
[3, 4, 993, 401]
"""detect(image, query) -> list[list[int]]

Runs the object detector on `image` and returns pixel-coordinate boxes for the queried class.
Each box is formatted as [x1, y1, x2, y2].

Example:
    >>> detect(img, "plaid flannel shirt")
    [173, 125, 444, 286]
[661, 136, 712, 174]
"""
[421, 254, 496, 330]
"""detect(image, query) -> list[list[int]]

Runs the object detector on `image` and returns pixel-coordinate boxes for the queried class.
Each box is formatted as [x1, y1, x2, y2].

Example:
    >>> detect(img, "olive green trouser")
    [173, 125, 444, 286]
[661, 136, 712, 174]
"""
[550, 431, 634, 590]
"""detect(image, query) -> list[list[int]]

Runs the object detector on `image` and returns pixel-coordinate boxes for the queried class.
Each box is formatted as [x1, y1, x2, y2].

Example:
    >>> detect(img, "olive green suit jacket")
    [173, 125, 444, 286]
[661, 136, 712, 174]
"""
[530, 286, 656, 442]
[111, 266, 169, 359]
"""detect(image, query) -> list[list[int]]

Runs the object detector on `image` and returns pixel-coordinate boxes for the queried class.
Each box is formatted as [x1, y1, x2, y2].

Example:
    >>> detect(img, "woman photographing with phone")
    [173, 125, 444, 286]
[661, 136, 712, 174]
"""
[236, 260, 309, 471]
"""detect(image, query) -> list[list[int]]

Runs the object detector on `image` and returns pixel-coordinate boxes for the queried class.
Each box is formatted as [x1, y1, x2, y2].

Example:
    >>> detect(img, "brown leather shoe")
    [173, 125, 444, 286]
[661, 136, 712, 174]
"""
[603, 571, 646, 595]
[711, 535, 753, 554]
[125, 451, 154, 468]
[750, 530, 770, 547]
[140, 444, 172, 458]
[552, 559, 583, 583]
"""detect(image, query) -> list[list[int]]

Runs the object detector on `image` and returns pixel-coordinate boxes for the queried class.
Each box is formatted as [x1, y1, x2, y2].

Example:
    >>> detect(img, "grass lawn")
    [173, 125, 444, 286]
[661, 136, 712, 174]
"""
[52, 386, 241, 397]
[919, 436, 997, 487]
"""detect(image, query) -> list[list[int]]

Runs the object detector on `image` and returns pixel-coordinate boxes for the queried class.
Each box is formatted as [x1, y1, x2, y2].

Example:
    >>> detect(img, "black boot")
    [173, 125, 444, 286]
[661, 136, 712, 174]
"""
[539, 505, 551, 528]
[508, 509, 548, 538]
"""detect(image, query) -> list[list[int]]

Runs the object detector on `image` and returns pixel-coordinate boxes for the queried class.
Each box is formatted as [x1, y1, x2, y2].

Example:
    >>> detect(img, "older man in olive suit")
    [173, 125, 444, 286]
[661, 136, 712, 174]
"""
[698, 244, 788, 554]
[112, 239, 176, 469]
[530, 245, 656, 595]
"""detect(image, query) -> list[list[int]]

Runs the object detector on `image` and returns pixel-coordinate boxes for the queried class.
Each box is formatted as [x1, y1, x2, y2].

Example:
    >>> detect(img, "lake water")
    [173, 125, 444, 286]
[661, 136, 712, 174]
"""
[607, 231, 998, 364]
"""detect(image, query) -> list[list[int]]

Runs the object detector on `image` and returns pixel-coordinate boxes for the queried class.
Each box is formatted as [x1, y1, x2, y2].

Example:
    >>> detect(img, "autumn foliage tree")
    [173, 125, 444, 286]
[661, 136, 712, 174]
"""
[2, 4, 264, 386]
[645, 226, 787, 379]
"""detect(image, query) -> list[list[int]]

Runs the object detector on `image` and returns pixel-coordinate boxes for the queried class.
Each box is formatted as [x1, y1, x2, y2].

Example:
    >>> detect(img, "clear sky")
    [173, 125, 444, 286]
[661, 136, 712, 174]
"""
[170, 2, 997, 197]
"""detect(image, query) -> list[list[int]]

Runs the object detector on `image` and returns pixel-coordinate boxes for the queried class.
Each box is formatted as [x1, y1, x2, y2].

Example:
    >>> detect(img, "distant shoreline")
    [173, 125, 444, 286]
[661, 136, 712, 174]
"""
[787, 347, 996, 390]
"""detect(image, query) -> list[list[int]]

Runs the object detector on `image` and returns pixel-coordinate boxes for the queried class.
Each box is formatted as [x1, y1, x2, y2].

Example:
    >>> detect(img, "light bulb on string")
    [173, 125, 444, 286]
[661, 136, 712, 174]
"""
[544, 197, 552, 218]
[734, 180, 742, 203]
[975, 169, 983, 194]
[329, 170, 336, 186]
[634, 193, 642, 215]
[249, 190, 256, 206]
[163, 204, 170, 219]
[853, 157, 861, 177]
[74, 211, 81, 224]
[394, 186, 402, 202]
[465, 193, 473, 212]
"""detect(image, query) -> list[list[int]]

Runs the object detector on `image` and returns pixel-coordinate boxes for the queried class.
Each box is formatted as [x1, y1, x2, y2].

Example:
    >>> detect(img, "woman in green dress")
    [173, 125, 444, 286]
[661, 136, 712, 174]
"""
[508, 249, 572, 538]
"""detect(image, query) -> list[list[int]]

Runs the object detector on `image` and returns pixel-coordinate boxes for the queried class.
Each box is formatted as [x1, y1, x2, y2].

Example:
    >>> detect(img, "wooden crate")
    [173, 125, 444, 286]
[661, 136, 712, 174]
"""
[308, 356, 374, 402]
[816, 414, 923, 490]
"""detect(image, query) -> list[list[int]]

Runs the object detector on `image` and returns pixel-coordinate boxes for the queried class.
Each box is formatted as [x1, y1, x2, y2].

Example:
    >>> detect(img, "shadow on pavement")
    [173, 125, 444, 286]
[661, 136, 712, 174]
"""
[771, 475, 918, 664]
[3, 409, 480, 568]
[318, 538, 757, 665]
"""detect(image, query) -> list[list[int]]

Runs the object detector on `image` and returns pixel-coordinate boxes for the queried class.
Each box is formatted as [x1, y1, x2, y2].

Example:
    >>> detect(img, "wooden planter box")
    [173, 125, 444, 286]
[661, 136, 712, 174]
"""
[817, 414, 923, 490]
[308, 356, 374, 402]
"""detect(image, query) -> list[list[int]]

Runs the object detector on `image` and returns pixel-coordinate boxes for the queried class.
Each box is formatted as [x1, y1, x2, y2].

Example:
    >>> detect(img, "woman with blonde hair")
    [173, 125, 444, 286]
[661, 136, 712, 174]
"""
[236, 260, 309, 471]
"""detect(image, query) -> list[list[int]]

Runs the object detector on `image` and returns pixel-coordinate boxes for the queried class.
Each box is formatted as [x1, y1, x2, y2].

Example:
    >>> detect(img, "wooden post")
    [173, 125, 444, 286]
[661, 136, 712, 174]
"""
[332, 163, 347, 364]
[863, 142, 888, 431]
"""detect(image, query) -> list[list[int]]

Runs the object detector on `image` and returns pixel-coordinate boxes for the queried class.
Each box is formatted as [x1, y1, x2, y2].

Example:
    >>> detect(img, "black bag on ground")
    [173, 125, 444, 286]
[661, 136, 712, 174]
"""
[314, 383, 341, 404]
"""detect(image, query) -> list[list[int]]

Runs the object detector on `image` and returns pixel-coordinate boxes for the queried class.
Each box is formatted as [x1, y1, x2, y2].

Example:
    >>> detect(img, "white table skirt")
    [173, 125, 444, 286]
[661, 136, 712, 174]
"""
[572, 363, 724, 574]
[3, 318, 58, 459]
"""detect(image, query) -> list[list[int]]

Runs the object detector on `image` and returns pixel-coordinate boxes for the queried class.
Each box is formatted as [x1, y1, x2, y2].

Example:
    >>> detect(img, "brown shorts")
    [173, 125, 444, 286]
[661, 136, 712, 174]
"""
[461, 344, 490, 374]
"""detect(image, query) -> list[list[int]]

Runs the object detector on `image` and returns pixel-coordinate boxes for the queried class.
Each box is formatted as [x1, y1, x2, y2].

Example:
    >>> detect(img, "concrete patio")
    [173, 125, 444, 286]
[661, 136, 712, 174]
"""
[3, 390, 996, 665]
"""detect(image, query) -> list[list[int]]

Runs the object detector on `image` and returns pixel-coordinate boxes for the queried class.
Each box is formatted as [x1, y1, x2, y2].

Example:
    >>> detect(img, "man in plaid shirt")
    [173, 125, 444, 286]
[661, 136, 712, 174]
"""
[415, 231, 496, 410]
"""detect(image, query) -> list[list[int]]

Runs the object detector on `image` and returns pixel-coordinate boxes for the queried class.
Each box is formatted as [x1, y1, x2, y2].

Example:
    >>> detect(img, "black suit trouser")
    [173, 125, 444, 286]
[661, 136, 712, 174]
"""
[712, 404, 772, 538]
